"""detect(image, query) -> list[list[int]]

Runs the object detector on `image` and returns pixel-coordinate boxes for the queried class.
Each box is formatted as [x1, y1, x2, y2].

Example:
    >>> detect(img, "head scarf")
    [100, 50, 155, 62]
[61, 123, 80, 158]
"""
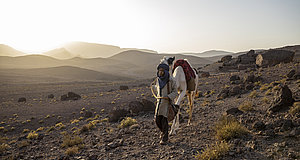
[157, 63, 170, 89]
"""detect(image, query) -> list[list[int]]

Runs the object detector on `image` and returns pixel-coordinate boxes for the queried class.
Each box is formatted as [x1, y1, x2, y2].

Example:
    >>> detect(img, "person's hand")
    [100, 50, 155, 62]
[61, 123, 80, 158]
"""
[157, 97, 169, 100]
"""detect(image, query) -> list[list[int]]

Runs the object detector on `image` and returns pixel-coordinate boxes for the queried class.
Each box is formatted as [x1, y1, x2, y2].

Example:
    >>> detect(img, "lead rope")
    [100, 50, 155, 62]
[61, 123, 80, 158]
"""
[150, 78, 158, 99]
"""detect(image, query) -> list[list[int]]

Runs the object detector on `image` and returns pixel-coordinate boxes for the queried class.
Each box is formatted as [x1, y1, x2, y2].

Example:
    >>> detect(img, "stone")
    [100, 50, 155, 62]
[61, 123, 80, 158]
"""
[245, 83, 254, 90]
[128, 101, 144, 114]
[287, 69, 296, 78]
[268, 85, 294, 113]
[61, 92, 81, 101]
[84, 111, 93, 118]
[221, 55, 232, 62]
[140, 99, 155, 112]
[18, 97, 26, 102]
[120, 85, 129, 90]
[230, 86, 242, 96]
[230, 75, 240, 82]
[200, 72, 210, 78]
[226, 108, 243, 115]
[281, 119, 293, 131]
[252, 121, 266, 131]
[217, 89, 229, 100]
[109, 108, 129, 122]
[47, 94, 54, 99]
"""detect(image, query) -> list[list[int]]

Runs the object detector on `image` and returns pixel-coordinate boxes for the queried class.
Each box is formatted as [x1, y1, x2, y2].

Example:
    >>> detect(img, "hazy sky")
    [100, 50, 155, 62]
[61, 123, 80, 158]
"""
[1, 0, 300, 53]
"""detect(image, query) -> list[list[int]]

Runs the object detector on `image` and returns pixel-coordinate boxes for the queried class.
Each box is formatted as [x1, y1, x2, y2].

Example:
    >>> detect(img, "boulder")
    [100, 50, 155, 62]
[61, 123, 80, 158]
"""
[252, 121, 266, 131]
[84, 111, 93, 118]
[109, 109, 129, 122]
[120, 86, 129, 90]
[238, 64, 257, 70]
[237, 50, 257, 64]
[287, 69, 296, 79]
[217, 89, 229, 100]
[200, 72, 210, 78]
[230, 75, 240, 82]
[268, 85, 295, 113]
[140, 99, 155, 112]
[18, 97, 26, 103]
[61, 92, 81, 101]
[221, 55, 232, 62]
[256, 49, 295, 67]
[244, 74, 262, 83]
[245, 83, 255, 90]
[229, 86, 242, 96]
[226, 108, 243, 115]
[47, 94, 54, 99]
[128, 101, 144, 114]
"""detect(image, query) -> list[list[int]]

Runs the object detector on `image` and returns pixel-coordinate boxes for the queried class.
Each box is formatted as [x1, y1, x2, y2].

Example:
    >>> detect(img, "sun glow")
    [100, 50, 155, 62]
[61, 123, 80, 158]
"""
[1, 0, 299, 54]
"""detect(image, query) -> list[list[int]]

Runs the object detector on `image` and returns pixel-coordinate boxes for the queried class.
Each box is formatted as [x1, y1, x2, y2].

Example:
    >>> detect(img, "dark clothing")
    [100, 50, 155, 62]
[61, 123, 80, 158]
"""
[155, 115, 168, 142]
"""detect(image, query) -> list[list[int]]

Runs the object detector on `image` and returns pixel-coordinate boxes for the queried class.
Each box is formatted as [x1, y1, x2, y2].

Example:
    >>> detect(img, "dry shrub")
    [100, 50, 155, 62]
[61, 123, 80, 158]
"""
[0, 143, 10, 154]
[118, 117, 137, 128]
[46, 126, 55, 133]
[27, 131, 38, 139]
[238, 101, 254, 112]
[215, 116, 249, 141]
[265, 89, 272, 95]
[249, 90, 257, 98]
[289, 102, 300, 115]
[55, 122, 66, 130]
[194, 141, 230, 160]
[61, 135, 83, 148]
[262, 97, 270, 104]
[36, 127, 44, 132]
[18, 140, 29, 148]
[259, 83, 270, 91]
[65, 146, 79, 156]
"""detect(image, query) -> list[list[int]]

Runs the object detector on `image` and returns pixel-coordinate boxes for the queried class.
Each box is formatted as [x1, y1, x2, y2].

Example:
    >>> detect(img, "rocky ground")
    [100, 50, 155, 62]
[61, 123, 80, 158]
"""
[0, 61, 299, 160]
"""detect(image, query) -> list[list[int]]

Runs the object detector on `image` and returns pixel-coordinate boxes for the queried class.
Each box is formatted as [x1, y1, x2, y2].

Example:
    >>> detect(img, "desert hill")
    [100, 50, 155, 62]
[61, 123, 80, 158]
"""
[0, 44, 26, 57]
[43, 48, 76, 59]
[0, 66, 131, 83]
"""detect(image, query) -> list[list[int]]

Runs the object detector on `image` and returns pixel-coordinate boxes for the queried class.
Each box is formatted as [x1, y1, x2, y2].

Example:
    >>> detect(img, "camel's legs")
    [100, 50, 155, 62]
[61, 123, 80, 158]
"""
[170, 90, 186, 135]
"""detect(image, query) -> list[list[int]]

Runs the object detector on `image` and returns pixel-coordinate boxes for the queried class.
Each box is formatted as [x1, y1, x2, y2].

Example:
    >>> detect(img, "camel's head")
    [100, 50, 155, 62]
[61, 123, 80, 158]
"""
[160, 56, 175, 66]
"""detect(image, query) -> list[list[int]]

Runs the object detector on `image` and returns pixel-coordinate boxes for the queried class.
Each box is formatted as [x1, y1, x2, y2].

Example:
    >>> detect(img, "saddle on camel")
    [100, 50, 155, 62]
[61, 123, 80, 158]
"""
[172, 59, 196, 91]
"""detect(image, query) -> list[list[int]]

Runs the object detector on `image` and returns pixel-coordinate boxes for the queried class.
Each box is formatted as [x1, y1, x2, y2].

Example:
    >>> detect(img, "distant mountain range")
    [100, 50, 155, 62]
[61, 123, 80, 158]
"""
[0, 42, 299, 82]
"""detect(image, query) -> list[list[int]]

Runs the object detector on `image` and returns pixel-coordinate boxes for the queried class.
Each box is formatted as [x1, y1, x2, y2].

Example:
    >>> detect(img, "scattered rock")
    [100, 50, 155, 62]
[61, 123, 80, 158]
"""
[200, 72, 210, 78]
[252, 121, 266, 131]
[47, 94, 54, 99]
[281, 119, 293, 131]
[244, 74, 261, 83]
[287, 69, 296, 78]
[107, 139, 124, 149]
[229, 86, 242, 96]
[109, 109, 129, 122]
[120, 86, 129, 90]
[217, 89, 229, 100]
[61, 92, 81, 101]
[221, 55, 232, 63]
[230, 75, 240, 82]
[226, 108, 243, 116]
[268, 85, 295, 113]
[18, 97, 26, 102]
[288, 127, 300, 137]
[140, 99, 155, 112]
[245, 83, 254, 90]
[128, 101, 144, 115]
[84, 111, 93, 118]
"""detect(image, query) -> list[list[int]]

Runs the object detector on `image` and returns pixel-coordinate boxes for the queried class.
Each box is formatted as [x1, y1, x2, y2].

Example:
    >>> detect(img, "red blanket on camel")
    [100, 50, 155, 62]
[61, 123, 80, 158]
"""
[172, 59, 196, 82]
